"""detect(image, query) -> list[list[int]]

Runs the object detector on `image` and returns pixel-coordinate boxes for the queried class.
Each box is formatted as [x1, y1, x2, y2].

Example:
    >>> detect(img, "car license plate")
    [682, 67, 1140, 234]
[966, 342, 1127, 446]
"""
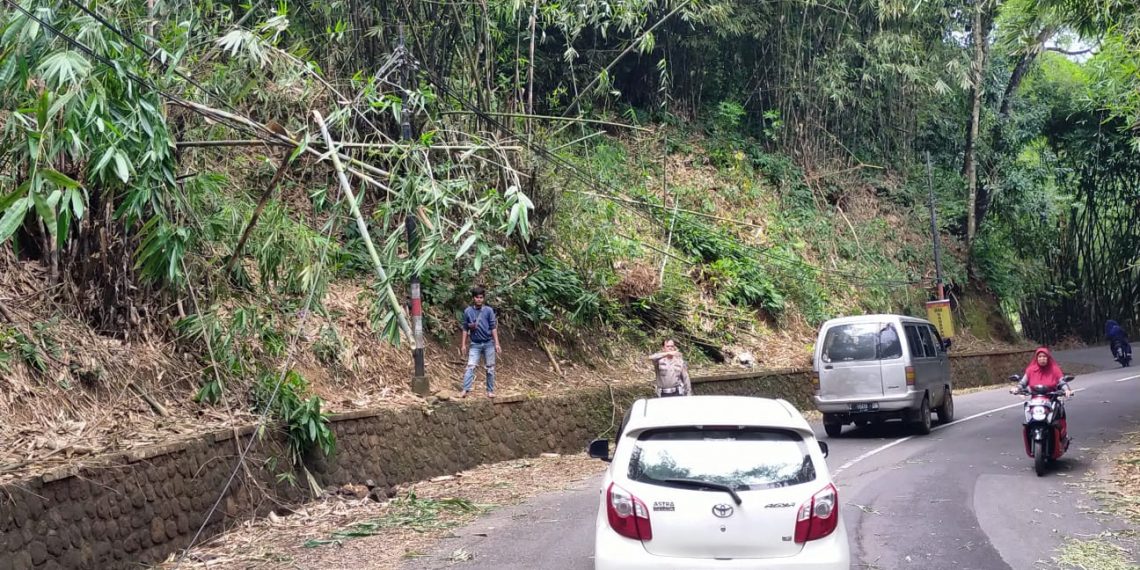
[850, 403, 879, 413]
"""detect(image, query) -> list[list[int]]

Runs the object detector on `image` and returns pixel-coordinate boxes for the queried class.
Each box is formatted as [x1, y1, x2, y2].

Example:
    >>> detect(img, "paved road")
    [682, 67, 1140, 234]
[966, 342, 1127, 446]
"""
[402, 346, 1140, 570]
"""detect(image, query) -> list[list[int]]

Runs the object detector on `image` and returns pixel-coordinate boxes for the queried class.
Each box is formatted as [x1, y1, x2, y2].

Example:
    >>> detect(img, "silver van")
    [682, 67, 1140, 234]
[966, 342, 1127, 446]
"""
[811, 314, 953, 437]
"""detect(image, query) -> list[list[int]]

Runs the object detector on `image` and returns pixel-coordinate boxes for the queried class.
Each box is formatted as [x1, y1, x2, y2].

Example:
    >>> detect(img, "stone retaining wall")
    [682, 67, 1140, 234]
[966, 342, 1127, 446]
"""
[0, 349, 1041, 569]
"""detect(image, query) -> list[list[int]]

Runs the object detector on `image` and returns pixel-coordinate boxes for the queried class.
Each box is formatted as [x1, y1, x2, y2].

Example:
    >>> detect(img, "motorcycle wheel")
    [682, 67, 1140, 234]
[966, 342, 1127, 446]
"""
[1034, 440, 1048, 477]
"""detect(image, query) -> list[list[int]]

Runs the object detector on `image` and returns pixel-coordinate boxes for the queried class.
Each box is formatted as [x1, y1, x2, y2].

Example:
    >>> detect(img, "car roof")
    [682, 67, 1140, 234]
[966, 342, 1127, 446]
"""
[624, 396, 813, 435]
[820, 313, 933, 327]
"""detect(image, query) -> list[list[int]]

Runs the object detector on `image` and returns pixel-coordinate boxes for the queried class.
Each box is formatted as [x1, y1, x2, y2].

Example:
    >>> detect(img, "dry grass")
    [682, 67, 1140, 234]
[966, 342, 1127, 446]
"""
[1059, 431, 1140, 569]
[1092, 431, 1140, 527]
[160, 452, 606, 569]
[1053, 534, 1136, 570]
[0, 254, 248, 484]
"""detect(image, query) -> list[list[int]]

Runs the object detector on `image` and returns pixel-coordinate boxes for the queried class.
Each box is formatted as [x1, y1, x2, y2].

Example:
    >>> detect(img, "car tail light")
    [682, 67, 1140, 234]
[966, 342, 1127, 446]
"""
[606, 482, 653, 541]
[812, 373, 821, 394]
[794, 483, 839, 543]
[905, 366, 916, 387]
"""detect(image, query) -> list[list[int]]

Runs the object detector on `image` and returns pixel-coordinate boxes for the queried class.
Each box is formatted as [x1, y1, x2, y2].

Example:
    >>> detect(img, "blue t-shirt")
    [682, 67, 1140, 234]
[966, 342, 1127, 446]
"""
[462, 305, 497, 343]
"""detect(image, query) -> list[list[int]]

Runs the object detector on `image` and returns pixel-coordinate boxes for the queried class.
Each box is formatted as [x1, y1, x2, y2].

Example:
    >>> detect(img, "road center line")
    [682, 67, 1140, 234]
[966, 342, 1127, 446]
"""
[833, 384, 1096, 476]
[1114, 374, 1140, 383]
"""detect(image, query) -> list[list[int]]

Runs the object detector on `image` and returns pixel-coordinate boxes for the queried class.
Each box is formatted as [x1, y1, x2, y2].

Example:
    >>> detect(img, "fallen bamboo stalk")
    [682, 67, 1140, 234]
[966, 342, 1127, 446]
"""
[539, 339, 564, 377]
[171, 100, 392, 180]
[177, 139, 522, 151]
[439, 111, 652, 132]
[225, 152, 294, 276]
[127, 381, 169, 417]
[312, 110, 414, 345]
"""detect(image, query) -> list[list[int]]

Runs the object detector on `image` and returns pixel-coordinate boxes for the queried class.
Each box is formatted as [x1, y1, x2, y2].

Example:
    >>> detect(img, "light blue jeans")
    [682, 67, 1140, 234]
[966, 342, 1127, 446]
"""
[462, 341, 496, 393]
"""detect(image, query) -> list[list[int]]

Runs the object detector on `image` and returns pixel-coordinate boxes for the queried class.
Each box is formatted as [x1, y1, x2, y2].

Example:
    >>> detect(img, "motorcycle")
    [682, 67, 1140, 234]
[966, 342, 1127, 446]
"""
[1008, 374, 1075, 477]
[1111, 340, 1132, 368]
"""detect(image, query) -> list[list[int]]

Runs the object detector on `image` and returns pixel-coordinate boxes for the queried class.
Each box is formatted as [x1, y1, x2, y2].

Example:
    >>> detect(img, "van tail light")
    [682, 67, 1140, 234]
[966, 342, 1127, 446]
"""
[606, 482, 653, 541]
[905, 366, 916, 387]
[794, 483, 839, 543]
[812, 373, 821, 394]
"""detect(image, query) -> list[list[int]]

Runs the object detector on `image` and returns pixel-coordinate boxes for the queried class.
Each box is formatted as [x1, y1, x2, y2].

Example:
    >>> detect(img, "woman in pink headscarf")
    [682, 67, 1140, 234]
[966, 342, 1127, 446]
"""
[1010, 347, 1074, 441]
[1011, 347, 1073, 396]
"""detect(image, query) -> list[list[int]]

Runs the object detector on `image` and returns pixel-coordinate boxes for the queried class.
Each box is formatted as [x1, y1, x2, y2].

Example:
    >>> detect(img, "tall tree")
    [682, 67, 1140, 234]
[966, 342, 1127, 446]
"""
[964, 0, 996, 255]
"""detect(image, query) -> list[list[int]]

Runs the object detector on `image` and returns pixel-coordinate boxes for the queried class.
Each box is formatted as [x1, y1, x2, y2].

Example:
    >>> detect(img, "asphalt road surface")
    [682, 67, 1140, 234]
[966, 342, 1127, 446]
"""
[402, 346, 1140, 570]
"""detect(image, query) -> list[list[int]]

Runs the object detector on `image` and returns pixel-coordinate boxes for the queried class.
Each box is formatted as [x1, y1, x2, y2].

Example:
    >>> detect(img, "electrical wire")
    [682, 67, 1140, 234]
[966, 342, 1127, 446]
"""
[414, 62, 921, 288]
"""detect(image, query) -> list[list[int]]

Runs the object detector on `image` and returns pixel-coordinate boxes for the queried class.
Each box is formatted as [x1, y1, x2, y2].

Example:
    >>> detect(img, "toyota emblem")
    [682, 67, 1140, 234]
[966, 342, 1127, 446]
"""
[712, 504, 734, 518]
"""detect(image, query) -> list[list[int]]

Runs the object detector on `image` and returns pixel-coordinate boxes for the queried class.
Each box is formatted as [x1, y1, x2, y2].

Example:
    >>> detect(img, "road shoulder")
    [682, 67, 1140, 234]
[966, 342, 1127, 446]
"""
[1052, 430, 1140, 569]
[165, 453, 606, 569]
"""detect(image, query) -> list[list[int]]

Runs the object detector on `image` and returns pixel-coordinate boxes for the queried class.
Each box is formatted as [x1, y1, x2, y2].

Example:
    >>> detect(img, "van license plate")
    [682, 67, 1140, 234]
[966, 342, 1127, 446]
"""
[850, 403, 879, 412]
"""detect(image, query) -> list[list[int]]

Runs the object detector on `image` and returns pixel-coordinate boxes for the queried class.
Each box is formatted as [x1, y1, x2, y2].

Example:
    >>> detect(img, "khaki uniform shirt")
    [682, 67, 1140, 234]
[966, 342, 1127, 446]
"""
[651, 355, 691, 395]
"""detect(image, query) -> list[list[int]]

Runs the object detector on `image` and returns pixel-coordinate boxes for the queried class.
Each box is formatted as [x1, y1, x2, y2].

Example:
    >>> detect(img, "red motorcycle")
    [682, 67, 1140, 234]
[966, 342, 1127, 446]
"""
[1009, 374, 1074, 476]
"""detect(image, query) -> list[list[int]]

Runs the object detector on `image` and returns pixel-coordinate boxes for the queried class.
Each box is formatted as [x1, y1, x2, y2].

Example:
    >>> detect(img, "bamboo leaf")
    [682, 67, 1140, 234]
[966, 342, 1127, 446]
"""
[506, 203, 522, 236]
[36, 90, 50, 130]
[36, 51, 92, 89]
[113, 150, 131, 183]
[40, 168, 81, 189]
[0, 197, 31, 243]
[69, 189, 86, 220]
[57, 209, 71, 248]
[456, 234, 478, 258]
[92, 147, 115, 177]
[452, 219, 474, 243]
[0, 187, 24, 212]
[31, 190, 56, 237]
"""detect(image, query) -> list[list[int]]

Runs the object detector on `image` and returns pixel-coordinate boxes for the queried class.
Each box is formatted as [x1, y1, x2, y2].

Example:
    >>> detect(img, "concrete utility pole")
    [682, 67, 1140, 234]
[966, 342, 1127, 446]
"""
[399, 28, 429, 396]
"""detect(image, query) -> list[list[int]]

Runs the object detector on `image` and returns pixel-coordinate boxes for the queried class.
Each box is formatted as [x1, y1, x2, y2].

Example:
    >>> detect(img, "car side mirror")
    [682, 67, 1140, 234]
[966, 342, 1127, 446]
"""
[818, 441, 829, 458]
[587, 438, 611, 462]
[941, 338, 952, 351]
[1062, 375, 1075, 383]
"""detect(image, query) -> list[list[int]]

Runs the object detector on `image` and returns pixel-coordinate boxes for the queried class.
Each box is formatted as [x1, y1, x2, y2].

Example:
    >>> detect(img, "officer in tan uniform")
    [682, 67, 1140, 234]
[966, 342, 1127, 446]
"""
[646, 339, 692, 397]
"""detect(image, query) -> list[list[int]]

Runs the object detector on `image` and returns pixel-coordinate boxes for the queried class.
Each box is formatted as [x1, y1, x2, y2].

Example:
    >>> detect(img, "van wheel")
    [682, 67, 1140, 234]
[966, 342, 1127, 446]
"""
[935, 388, 955, 424]
[823, 415, 843, 438]
[912, 396, 932, 435]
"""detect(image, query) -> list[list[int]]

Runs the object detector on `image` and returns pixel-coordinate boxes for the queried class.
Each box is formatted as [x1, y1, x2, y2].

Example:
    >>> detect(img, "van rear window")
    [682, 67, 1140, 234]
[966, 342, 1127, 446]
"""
[821, 323, 902, 362]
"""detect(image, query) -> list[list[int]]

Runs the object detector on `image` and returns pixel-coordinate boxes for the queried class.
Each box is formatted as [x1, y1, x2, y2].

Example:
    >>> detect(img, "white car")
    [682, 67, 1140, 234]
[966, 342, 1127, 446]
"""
[588, 396, 850, 570]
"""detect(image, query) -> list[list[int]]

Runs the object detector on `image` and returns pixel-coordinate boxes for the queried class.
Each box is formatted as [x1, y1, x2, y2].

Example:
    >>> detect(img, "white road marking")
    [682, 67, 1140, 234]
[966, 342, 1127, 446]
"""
[1114, 374, 1140, 383]
[833, 383, 1099, 476]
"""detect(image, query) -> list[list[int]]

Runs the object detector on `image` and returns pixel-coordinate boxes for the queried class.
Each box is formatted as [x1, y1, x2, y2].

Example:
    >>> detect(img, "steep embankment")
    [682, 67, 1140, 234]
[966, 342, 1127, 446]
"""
[0, 128, 1026, 483]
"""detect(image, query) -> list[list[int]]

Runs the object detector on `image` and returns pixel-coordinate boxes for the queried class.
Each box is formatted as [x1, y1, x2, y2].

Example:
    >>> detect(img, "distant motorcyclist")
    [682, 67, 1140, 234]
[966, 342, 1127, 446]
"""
[1010, 347, 1073, 442]
[1105, 320, 1132, 361]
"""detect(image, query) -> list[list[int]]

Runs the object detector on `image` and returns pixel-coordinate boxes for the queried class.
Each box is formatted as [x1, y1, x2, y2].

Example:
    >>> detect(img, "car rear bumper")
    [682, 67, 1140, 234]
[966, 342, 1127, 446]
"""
[813, 391, 922, 413]
[594, 521, 850, 570]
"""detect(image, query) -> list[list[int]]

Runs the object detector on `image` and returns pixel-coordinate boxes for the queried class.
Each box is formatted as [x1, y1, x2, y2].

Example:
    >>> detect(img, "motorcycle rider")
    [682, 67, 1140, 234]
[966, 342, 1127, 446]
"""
[1105, 319, 1132, 360]
[1010, 347, 1073, 443]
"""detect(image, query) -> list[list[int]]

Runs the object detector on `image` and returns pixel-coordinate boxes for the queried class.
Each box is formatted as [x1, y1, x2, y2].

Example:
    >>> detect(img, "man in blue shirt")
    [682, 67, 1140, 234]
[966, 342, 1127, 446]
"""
[460, 285, 501, 398]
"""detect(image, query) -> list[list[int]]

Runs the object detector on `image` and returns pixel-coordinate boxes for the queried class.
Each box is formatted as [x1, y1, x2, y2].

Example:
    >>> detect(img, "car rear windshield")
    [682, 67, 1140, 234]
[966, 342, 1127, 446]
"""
[820, 322, 902, 362]
[628, 428, 816, 490]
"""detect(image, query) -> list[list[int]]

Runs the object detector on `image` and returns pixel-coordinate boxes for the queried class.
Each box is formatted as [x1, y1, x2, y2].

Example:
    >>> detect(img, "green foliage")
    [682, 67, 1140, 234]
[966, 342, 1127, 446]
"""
[0, 327, 46, 375]
[312, 325, 346, 368]
[667, 211, 785, 314]
[253, 370, 336, 464]
[506, 256, 606, 331]
[303, 492, 480, 548]
[0, 3, 177, 249]
[177, 305, 286, 404]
